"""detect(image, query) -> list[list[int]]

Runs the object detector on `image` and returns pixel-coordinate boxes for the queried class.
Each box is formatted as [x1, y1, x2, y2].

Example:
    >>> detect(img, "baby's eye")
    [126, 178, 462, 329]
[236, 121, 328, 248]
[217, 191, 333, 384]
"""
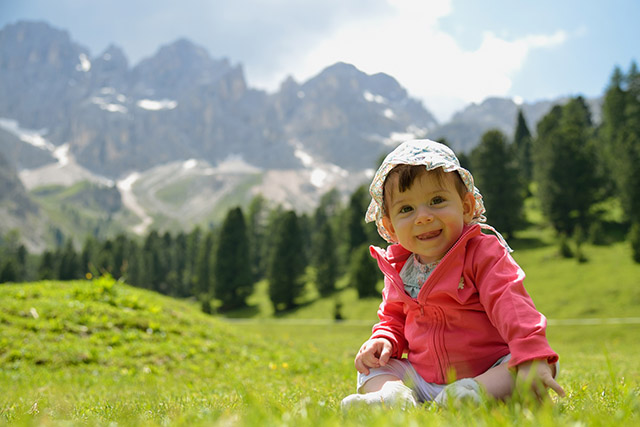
[399, 205, 413, 214]
[430, 196, 445, 205]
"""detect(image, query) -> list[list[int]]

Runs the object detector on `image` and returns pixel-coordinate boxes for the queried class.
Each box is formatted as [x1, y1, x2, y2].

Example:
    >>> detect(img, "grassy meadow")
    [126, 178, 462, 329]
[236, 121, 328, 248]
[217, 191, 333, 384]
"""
[1, 224, 640, 425]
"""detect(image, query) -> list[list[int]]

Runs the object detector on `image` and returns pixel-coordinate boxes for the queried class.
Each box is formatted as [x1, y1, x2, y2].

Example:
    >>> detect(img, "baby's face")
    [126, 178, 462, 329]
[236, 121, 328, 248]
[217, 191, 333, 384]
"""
[382, 170, 474, 264]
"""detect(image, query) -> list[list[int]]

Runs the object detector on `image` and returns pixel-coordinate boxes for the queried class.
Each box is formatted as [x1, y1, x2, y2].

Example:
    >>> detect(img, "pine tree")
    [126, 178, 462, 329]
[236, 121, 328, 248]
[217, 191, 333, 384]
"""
[58, 238, 80, 280]
[0, 230, 24, 282]
[142, 231, 165, 291]
[619, 99, 640, 224]
[312, 189, 342, 295]
[600, 66, 629, 197]
[613, 63, 640, 224]
[315, 220, 337, 296]
[172, 232, 190, 297]
[154, 231, 173, 294]
[471, 129, 524, 238]
[214, 207, 253, 310]
[195, 230, 215, 298]
[345, 185, 369, 251]
[597, 63, 640, 264]
[0, 258, 18, 283]
[514, 108, 534, 186]
[125, 239, 143, 287]
[247, 195, 268, 282]
[38, 250, 57, 280]
[534, 98, 600, 235]
[602, 67, 627, 149]
[16, 244, 27, 282]
[184, 227, 202, 296]
[296, 213, 313, 268]
[627, 61, 640, 98]
[98, 238, 114, 277]
[81, 235, 99, 278]
[112, 234, 129, 280]
[267, 210, 306, 311]
[349, 244, 380, 298]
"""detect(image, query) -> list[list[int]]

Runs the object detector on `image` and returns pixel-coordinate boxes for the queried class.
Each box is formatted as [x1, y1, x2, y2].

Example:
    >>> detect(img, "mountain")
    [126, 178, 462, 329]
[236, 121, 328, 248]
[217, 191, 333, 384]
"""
[0, 21, 436, 179]
[0, 21, 602, 250]
[274, 62, 437, 170]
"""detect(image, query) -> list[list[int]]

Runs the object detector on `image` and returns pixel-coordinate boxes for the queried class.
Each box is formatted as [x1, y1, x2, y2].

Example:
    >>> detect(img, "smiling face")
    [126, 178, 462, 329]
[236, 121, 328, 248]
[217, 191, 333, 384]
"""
[381, 167, 475, 264]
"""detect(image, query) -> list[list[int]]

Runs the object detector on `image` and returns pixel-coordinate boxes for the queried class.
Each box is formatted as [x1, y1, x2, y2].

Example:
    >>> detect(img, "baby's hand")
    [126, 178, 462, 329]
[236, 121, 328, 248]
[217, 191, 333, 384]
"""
[354, 338, 393, 375]
[516, 359, 566, 402]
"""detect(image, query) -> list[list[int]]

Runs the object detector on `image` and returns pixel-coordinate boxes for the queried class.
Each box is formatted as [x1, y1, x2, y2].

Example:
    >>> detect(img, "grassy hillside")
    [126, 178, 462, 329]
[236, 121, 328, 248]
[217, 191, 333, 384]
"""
[0, 276, 352, 425]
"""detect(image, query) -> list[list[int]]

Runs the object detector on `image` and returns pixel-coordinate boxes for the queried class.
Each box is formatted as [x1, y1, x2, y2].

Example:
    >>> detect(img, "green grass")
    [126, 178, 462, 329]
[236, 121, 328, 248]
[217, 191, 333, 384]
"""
[31, 181, 136, 243]
[2, 220, 640, 425]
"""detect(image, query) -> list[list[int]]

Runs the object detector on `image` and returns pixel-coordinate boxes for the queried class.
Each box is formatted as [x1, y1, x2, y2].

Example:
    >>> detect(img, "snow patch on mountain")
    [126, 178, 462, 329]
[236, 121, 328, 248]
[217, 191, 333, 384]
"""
[0, 118, 55, 151]
[136, 99, 178, 111]
[364, 90, 386, 104]
[1, 118, 114, 189]
[91, 96, 128, 113]
[76, 53, 91, 72]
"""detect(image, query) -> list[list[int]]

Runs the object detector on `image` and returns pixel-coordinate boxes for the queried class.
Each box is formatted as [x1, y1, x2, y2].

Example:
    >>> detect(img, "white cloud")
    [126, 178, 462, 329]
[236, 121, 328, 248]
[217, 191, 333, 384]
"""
[254, 0, 567, 122]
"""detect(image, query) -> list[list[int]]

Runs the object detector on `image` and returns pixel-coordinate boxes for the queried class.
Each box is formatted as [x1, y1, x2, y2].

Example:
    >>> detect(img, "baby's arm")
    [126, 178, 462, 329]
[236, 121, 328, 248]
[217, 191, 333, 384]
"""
[354, 338, 393, 375]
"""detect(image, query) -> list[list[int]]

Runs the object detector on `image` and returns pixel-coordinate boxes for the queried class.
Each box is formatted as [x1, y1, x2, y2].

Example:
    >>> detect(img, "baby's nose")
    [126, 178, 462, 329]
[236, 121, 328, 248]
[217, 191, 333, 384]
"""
[415, 206, 434, 224]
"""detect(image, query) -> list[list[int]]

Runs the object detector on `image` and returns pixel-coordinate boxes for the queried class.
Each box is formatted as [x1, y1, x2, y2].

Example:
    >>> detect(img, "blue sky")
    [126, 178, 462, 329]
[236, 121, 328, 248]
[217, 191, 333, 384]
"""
[1, 0, 638, 121]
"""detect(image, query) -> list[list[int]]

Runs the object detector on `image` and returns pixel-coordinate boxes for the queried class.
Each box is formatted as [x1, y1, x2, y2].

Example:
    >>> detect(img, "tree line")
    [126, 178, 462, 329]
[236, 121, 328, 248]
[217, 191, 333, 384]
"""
[0, 189, 383, 313]
[2, 63, 639, 309]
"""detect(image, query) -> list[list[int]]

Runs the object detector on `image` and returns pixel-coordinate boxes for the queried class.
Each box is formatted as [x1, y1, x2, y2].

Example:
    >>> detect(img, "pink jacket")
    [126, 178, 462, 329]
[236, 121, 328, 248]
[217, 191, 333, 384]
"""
[369, 224, 558, 384]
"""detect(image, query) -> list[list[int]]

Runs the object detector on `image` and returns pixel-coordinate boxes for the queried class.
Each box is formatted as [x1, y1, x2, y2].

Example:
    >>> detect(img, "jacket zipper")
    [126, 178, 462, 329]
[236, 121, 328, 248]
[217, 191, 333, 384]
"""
[434, 306, 448, 381]
[416, 226, 478, 381]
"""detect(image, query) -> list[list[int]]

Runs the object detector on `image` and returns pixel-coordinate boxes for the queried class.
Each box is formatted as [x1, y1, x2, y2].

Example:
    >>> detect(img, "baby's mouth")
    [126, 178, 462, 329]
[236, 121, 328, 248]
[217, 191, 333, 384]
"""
[417, 230, 441, 240]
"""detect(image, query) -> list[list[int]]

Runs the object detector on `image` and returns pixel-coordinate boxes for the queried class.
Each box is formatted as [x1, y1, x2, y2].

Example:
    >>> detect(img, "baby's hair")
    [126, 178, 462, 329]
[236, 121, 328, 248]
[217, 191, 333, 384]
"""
[382, 164, 468, 215]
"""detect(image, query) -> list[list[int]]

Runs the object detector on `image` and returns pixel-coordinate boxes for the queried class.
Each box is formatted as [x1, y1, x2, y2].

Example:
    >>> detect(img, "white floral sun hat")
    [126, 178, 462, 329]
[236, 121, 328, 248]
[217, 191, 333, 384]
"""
[365, 139, 510, 250]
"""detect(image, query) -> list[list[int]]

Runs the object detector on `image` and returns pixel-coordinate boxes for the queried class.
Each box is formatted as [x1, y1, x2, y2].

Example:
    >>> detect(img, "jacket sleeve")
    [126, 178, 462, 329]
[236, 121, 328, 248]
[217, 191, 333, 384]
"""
[472, 236, 558, 368]
[370, 279, 409, 358]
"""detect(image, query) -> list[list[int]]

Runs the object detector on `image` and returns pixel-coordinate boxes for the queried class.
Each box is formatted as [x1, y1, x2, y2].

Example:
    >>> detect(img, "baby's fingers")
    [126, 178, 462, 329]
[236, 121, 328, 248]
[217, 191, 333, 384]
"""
[544, 376, 566, 397]
[355, 351, 379, 374]
[379, 344, 392, 366]
[354, 357, 370, 375]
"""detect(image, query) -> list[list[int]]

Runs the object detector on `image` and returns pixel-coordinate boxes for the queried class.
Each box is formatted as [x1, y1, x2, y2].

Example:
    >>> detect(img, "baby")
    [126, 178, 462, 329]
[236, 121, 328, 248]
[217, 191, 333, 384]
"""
[341, 139, 564, 408]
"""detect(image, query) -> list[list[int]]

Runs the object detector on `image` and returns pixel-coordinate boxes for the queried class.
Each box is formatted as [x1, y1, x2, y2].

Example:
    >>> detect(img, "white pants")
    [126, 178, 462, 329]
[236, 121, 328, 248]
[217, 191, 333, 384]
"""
[356, 355, 512, 403]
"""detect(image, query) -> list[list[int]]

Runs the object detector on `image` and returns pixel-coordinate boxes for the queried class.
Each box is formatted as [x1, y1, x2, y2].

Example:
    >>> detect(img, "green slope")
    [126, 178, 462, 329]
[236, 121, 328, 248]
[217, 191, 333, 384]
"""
[0, 277, 307, 424]
[0, 276, 251, 370]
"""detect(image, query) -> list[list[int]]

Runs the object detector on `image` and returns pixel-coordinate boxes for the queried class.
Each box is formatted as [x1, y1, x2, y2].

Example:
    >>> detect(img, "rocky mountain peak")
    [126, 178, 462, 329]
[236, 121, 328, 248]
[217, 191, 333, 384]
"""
[0, 21, 90, 74]
[96, 44, 129, 68]
[130, 38, 234, 98]
[91, 44, 129, 91]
